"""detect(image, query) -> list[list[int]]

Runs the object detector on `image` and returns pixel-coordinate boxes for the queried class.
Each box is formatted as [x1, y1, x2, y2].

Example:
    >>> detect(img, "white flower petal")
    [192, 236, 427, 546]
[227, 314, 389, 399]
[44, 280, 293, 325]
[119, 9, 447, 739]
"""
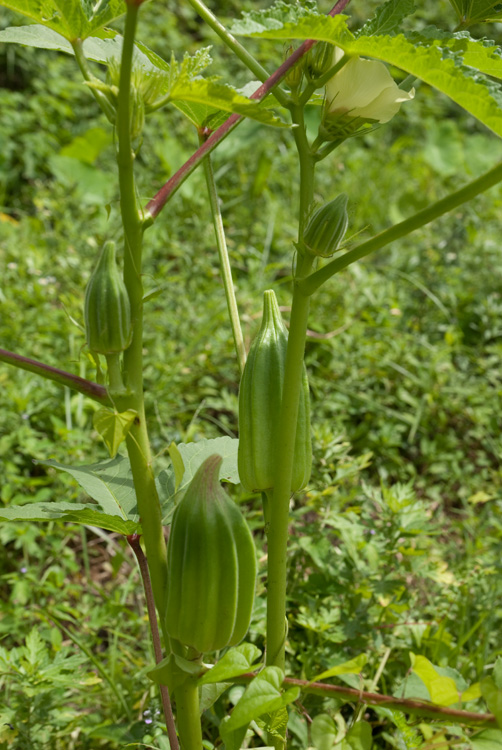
[325, 51, 414, 125]
[352, 84, 415, 123]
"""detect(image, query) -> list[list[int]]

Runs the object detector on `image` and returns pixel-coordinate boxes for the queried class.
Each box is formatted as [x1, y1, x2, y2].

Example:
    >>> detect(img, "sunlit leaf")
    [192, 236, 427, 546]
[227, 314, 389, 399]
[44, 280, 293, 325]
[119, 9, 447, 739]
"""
[310, 653, 367, 683]
[224, 667, 299, 732]
[232, 14, 502, 138]
[199, 643, 262, 686]
[35, 455, 138, 522]
[0, 0, 125, 40]
[93, 408, 137, 458]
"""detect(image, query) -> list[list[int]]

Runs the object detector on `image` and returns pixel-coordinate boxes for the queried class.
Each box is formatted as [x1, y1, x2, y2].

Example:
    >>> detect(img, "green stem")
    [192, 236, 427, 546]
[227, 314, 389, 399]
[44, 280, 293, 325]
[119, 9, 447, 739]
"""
[115, 2, 168, 617]
[300, 160, 502, 296]
[201, 136, 246, 374]
[185, 0, 289, 107]
[175, 676, 203, 750]
[0, 347, 109, 404]
[290, 101, 315, 236]
[266, 279, 313, 672]
[105, 352, 125, 393]
[71, 39, 116, 123]
[265, 104, 316, 674]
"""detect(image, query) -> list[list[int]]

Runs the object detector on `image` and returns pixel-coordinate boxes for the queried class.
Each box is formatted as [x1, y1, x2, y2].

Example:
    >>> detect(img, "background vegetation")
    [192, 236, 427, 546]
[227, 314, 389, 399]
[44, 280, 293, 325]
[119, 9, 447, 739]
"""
[1, 1, 502, 747]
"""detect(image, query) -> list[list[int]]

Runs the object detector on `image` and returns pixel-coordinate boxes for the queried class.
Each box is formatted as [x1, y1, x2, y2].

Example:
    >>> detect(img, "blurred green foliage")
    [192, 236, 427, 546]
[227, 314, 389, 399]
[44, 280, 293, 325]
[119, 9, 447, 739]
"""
[1, 0, 502, 748]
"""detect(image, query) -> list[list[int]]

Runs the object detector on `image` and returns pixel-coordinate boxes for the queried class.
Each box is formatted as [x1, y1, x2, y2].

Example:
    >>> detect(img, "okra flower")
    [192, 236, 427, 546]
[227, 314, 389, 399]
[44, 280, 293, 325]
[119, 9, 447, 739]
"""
[323, 48, 414, 135]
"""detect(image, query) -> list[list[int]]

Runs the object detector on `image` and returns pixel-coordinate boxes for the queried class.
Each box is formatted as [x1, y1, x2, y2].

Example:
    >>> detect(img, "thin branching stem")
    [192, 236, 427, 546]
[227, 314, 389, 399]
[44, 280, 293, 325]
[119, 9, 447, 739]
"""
[0, 348, 109, 404]
[145, 0, 353, 221]
[128, 535, 179, 750]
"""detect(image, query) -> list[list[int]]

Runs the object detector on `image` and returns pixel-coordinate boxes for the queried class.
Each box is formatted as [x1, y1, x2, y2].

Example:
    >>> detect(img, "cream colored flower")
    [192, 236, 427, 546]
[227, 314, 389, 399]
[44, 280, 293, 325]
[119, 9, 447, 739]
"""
[326, 48, 414, 124]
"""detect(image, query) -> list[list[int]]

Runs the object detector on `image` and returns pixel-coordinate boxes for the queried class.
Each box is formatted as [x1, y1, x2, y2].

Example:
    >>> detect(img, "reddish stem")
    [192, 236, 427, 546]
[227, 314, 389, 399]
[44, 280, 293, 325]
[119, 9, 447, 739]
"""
[146, 0, 352, 220]
[0, 347, 109, 404]
[128, 534, 179, 750]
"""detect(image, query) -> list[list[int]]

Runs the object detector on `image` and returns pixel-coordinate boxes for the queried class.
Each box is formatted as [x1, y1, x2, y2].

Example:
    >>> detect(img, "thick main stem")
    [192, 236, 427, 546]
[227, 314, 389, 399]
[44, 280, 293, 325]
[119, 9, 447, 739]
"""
[175, 677, 203, 750]
[116, 0, 168, 622]
[266, 105, 315, 673]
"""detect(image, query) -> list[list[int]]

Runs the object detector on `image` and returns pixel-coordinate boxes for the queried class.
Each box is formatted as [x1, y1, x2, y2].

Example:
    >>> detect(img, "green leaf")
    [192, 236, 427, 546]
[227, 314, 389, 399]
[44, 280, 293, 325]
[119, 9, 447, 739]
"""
[199, 643, 262, 686]
[448, 0, 502, 26]
[93, 408, 137, 458]
[219, 717, 250, 750]
[471, 729, 502, 750]
[311, 713, 337, 750]
[224, 667, 299, 732]
[168, 442, 185, 491]
[0, 26, 209, 73]
[231, 0, 319, 36]
[482, 677, 502, 728]
[256, 706, 289, 739]
[167, 78, 287, 128]
[411, 655, 460, 706]
[494, 658, 502, 690]
[0, 501, 138, 534]
[0, 0, 125, 40]
[199, 682, 229, 714]
[359, 0, 416, 37]
[147, 653, 201, 694]
[311, 653, 367, 683]
[405, 28, 502, 82]
[343, 721, 373, 750]
[34, 455, 138, 522]
[156, 436, 240, 522]
[233, 14, 502, 138]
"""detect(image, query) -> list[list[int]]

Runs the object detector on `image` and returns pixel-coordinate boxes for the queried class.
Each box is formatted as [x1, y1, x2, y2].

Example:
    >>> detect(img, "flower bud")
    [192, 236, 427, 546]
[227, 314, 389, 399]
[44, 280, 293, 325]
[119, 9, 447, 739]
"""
[301, 194, 349, 258]
[306, 42, 335, 83]
[84, 241, 132, 355]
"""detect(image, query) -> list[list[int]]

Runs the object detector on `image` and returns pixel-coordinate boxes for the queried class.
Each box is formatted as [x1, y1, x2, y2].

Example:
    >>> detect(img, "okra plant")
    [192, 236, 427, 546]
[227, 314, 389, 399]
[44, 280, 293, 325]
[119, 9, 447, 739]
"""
[1, 0, 502, 747]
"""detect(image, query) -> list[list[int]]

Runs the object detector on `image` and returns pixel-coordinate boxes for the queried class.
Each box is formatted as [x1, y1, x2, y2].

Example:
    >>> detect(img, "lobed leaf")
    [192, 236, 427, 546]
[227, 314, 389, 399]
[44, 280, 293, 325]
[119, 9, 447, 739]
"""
[0, 0, 125, 40]
[232, 14, 502, 138]
[0, 501, 138, 534]
[358, 0, 416, 37]
[35, 455, 138, 522]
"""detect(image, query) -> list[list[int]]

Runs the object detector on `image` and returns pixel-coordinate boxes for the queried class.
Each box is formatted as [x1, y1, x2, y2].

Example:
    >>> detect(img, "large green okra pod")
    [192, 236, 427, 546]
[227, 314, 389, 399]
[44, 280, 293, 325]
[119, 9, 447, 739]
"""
[238, 289, 312, 494]
[165, 454, 256, 654]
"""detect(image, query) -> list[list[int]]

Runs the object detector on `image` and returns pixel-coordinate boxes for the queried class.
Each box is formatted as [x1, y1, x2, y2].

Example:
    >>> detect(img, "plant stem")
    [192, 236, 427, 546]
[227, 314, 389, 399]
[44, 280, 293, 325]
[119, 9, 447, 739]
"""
[175, 675, 203, 750]
[227, 673, 496, 728]
[266, 278, 313, 673]
[186, 0, 289, 106]
[116, 1, 168, 617]
[145, 0, 350, 222]
[0, 347, 109, 404]
[200, 136, 246, 374]
[128, 534, 179, 750]
[105, 352, 125, 393]
[299, 160, 502, 296]
[71, 39, 116, 123]
[265, 103, 315, 675]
